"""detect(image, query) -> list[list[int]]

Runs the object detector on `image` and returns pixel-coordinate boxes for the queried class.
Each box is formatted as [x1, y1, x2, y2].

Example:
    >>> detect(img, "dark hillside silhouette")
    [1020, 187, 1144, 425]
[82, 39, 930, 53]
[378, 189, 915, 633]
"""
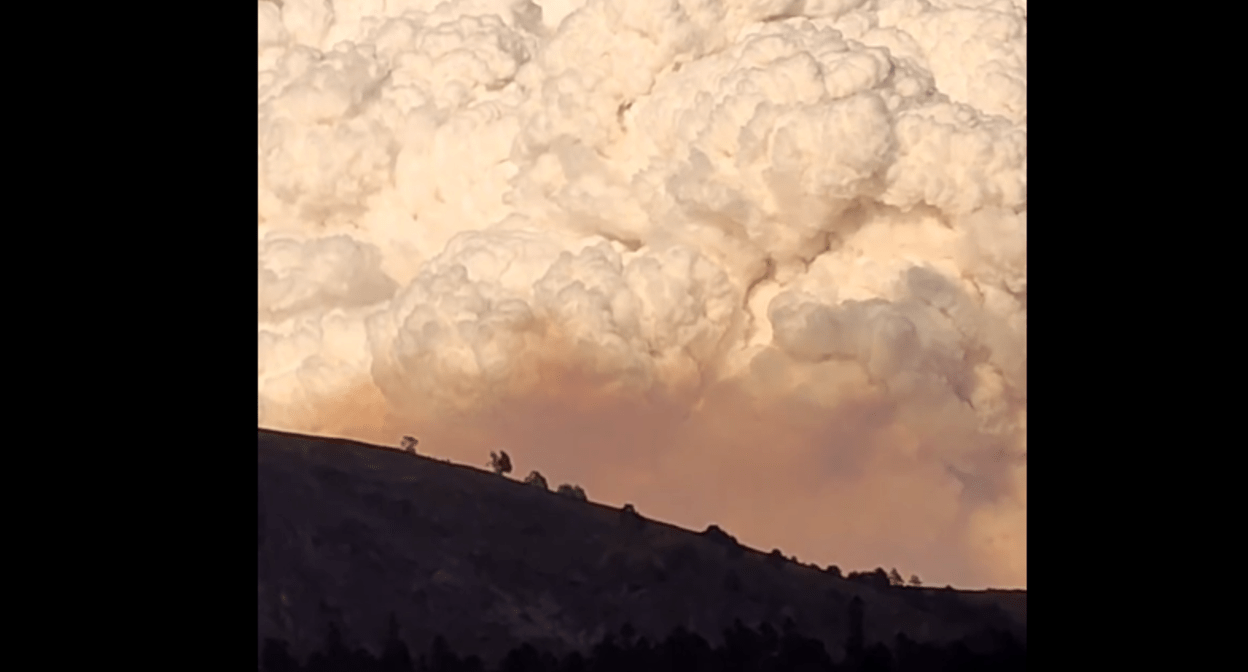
[258, 429, 1024, 670]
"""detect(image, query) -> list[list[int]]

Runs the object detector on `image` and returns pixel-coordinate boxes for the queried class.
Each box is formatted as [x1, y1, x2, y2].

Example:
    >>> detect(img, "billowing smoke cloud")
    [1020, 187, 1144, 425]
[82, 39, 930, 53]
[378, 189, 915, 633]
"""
[258, 0, 1026, 588]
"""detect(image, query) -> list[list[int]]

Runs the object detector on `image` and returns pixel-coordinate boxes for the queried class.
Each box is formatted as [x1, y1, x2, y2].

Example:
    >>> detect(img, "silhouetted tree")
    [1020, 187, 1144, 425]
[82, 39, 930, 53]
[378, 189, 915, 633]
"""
[523, 471, 548, 490]
[768, 548, 786, 566]
[537, 650, 561, 672]
[280, 596, 1023, 672]
[619, 503, 645, 531]
[721, 620, 765, 672]
[304, 623, 353, 672]
[261, 637, 302, 672]
[659, 627, 715, 672]
[908, 575, 921, 587]
[848, 568, 892, 590]
[555, 484, 586, 500]
[862, 642, 895, 672]
[757, 622, 781, 658]
[777, 618, 833, 672]
[701, 525, 742, 559]
[428, 635, 459, 672]
[628, 635, 657, 671]
[401, 436, 419, 454]
[499, 643, 545, 672]
[888, 568, 904, 587]
[893, 632, 919, 672]
[559, 651, 587, 672]
[379, 612, 414, 672]
[702, 524, 737, 545]
[846, 596, 866, 662]
[591, 633, 625, 672]
[488, 451, 513, 476]
[824, 565, 843, 579]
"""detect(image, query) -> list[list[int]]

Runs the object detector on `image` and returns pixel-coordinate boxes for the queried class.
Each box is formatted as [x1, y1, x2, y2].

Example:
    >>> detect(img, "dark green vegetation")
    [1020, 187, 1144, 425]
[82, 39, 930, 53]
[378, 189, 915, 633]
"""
[258, 430, 1024, 671]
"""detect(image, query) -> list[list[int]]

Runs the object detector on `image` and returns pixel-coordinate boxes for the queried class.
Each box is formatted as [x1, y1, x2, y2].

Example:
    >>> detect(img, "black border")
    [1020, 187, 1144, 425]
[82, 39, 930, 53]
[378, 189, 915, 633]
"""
[106, 2, 1089, 669]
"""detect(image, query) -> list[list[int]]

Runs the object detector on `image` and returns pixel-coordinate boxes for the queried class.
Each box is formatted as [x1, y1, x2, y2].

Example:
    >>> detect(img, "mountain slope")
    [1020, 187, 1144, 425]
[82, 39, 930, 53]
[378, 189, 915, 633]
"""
[257, 429, 1024, 667]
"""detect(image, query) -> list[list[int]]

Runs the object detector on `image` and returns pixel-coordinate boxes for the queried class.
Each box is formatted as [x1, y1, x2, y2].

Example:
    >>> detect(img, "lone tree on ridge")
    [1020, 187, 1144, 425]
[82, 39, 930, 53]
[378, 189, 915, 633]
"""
[523, 471, 548, 490]
[488, 450, 513, 476]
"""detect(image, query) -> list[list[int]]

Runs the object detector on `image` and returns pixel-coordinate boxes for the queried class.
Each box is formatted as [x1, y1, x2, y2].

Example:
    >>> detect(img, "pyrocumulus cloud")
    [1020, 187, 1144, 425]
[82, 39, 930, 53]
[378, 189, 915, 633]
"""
[258, 0, 1026, 588]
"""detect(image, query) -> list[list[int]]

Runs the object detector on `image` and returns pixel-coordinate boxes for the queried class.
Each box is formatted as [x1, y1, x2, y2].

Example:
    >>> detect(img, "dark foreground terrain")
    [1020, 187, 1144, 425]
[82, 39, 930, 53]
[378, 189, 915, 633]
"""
[258, 429, 1025, 671]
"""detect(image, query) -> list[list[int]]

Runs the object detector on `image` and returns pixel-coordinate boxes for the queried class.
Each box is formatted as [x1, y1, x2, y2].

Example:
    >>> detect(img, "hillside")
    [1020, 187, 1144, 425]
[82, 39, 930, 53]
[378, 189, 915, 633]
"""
[257, 429, 1025, 668]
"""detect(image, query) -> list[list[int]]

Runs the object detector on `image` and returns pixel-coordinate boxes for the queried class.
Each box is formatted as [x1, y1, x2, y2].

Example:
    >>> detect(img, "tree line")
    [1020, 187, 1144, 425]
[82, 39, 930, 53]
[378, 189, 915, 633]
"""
[261, 600, 1023, 672]
[405, 443, 926, 588]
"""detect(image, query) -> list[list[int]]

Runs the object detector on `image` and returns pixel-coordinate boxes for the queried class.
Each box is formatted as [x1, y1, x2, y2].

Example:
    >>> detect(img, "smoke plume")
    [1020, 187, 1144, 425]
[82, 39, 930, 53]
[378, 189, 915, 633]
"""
[258, 0, 1026, 588]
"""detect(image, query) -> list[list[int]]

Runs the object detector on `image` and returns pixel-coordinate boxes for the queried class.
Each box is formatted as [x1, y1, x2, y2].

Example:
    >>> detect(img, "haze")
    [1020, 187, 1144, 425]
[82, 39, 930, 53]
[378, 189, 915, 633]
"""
[258, 0, 1026, 589]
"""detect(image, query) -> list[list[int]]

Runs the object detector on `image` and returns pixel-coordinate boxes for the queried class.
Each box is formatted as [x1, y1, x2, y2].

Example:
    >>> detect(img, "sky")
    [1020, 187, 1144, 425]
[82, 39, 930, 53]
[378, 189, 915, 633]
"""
[258, 0, 1026, 589]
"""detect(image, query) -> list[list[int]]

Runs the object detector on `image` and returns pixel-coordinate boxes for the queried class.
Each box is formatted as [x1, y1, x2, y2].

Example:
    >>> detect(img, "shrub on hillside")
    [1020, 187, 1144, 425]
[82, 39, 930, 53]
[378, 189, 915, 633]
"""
[702, 524, 738, 546]
[847, 567, 892, 590]
[702, 524, 743, 559]
[488, 450, 512, 476]
[619, 503, 645, 531]
[523, 471, 548, 490]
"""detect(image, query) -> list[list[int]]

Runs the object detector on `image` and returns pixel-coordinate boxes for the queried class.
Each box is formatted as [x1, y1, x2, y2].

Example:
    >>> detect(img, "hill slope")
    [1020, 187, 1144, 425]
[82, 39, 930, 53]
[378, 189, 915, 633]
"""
[257, 429, 1024, 667]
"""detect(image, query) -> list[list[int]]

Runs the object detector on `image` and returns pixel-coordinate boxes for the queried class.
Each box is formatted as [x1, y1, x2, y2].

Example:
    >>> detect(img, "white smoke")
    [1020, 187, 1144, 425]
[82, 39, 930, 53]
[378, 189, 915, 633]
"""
[258, 0, 1026, 588]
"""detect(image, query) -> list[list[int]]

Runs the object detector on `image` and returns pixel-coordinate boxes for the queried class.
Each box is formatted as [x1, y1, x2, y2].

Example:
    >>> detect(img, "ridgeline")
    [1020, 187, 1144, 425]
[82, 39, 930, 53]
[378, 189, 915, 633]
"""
[258, 429, 1024, 670]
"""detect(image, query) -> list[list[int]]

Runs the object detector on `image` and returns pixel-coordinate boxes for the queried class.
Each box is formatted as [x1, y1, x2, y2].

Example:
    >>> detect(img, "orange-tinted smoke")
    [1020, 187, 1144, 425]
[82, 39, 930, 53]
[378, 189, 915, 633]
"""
[264, 325, 1025, 589]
